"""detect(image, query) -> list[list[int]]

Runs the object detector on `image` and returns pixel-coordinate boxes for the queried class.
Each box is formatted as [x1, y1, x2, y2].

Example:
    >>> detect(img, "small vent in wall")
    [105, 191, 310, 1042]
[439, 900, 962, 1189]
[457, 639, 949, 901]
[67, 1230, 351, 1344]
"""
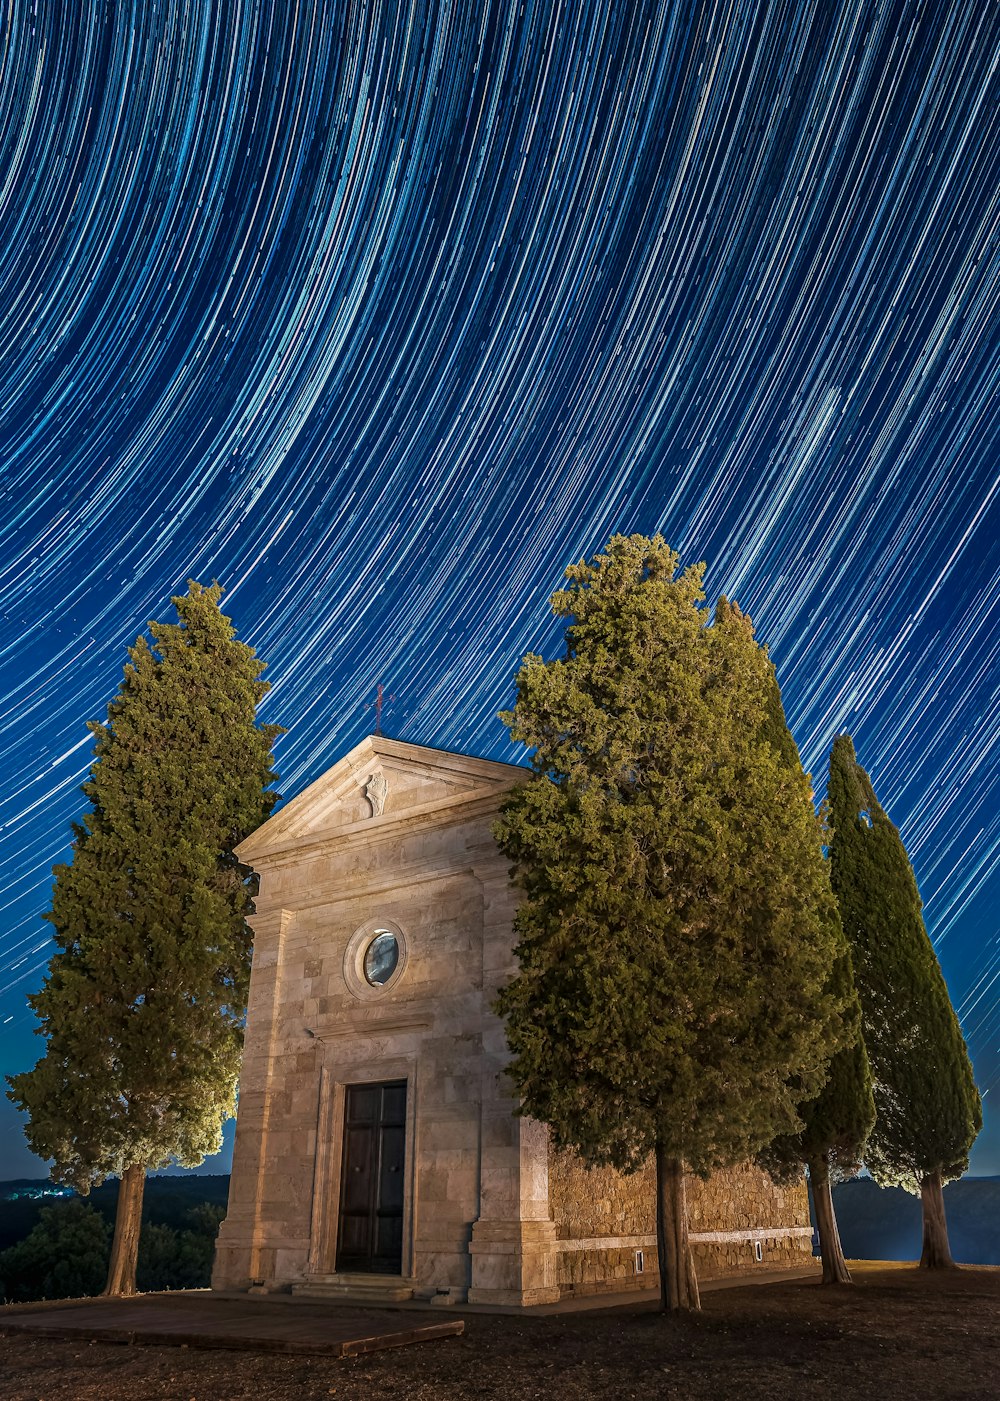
[753, 1239, 764, 1263]
[634, 1249, 644, 1274]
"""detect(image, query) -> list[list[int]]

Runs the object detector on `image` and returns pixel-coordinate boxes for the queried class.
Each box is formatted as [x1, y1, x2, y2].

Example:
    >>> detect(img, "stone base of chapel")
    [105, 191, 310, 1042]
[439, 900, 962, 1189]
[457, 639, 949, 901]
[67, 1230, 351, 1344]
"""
[467, 1218, 561, 1306]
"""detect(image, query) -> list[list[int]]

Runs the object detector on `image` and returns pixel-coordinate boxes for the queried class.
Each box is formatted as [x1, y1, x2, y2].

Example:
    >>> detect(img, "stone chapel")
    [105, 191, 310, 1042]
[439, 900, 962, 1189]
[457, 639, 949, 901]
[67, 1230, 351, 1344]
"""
[212, 736, 814, 1305]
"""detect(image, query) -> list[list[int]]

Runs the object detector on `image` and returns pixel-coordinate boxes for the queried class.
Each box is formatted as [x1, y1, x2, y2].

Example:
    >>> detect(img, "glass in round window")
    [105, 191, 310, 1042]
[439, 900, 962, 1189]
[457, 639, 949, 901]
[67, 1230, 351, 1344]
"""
[363, 930, 399, 986]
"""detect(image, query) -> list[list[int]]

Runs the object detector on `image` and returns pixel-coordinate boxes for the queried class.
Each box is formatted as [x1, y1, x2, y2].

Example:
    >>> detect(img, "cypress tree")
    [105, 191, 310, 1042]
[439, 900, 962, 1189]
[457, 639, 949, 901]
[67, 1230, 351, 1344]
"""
[718, 601, 875, 1287]
[7, 583, 281, 1295]
[826, 734, 981, 1268]
[495, 536, 845, 1312]
[759, 942, 874, 1285]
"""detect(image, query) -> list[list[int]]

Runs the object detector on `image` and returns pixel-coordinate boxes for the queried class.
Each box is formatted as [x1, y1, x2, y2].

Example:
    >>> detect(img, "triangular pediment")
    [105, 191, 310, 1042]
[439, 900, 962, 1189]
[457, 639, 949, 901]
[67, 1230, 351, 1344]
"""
[237, 736, 524, 861]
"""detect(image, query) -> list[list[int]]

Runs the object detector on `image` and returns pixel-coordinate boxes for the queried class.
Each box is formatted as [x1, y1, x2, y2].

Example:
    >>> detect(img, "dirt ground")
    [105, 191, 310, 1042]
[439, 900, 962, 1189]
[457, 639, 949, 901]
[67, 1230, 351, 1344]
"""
[1, 1263, 997, 1401]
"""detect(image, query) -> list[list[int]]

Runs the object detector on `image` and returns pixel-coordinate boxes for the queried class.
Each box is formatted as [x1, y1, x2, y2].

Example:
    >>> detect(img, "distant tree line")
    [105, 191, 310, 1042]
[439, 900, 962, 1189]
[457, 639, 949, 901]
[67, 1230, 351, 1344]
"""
[0, 1189, 226, 1303]
[831, 1176, 1000, 1267]
[0, 1173, 231, 1252]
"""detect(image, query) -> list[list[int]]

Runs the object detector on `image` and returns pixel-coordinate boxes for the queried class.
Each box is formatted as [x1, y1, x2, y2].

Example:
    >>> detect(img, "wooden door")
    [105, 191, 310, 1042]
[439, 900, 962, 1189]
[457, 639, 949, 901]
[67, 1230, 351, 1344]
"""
[335, 1080, 407, 1274]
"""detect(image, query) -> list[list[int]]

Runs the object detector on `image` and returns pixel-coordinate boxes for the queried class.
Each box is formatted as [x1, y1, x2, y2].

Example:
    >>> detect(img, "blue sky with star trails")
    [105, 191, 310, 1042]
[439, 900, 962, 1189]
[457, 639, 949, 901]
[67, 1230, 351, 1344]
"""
[1, 1, 998, 1177]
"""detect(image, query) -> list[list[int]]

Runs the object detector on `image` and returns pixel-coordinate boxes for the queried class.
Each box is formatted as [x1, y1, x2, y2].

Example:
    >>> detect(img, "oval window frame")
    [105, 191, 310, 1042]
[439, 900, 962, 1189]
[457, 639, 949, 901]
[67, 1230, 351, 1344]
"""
[343, 918, 408, 1000]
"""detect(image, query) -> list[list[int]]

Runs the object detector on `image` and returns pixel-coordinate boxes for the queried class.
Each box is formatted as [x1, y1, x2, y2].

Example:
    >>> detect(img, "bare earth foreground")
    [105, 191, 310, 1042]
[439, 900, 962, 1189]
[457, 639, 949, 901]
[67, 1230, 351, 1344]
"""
[2, 1263, 998, 1401]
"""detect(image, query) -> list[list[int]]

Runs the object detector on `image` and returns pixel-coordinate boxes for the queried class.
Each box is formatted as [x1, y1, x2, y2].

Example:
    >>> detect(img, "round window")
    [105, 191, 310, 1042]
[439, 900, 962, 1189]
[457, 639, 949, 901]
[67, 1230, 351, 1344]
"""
[363, 930, 399, 986]
[344, 919, 407, 999]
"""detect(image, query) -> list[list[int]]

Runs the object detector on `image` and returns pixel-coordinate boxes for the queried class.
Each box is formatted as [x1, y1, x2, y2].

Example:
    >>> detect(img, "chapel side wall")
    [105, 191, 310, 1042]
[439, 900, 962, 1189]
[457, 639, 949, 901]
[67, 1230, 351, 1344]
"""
[548, 1153, 656, 1295]
[548, 1147, 813, 1295]
[687, 1164, 813, 1278]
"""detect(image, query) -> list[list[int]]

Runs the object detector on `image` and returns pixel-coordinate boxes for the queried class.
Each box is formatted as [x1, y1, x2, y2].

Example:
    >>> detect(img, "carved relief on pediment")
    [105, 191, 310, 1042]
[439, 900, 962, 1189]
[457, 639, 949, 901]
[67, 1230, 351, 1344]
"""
[365, 770, 389, 817]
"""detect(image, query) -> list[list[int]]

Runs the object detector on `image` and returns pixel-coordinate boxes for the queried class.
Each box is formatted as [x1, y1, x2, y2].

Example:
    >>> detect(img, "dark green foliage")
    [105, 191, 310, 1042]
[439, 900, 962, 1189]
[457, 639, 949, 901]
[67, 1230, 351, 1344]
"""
[495, 536, 846, 1177]
[7, 584, 282, 1191]
[136, 1203, 226, 1291]
[0, 1174, 232, 1250]
[827, 735, 981, 1192]
[748, 628, 874, 1188]
[0, 1200, 110, 1302]
[0, 1194, 227, 1301]
[0, 1189, 74, 1252]
[784, 943, 874, 1177]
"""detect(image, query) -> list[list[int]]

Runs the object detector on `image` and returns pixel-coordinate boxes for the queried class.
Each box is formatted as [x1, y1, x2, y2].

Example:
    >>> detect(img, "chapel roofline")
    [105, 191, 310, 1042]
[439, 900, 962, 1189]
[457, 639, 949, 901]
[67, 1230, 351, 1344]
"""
[236, 733, 527, 863]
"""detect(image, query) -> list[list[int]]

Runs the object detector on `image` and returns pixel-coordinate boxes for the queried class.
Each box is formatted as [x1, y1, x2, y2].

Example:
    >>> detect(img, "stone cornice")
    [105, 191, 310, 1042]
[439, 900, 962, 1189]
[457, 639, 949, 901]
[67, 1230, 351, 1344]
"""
[246, 787, 513, 869]
[306, 1009, 434, 1042]
[253, 856, 502, 917]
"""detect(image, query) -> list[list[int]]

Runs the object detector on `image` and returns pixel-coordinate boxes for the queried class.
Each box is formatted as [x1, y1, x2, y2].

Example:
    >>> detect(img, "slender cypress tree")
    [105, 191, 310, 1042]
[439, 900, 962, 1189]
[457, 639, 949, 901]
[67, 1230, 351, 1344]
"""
[826, 734, 981, 1268]
[759, 935, 874, 1284]
[717, 601, 875, 1286]
[495, 537, 845, 1312]
[8, 583, 282, 1295]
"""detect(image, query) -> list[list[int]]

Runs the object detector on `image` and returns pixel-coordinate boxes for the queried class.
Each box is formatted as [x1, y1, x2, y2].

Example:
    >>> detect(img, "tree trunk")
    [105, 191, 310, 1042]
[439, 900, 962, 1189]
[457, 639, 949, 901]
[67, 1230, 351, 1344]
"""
[654, 1145, 700, 1312]
[919, 1169, 956, 1269]
[807, 1156, 852, 1284]
[103, 1163, 146, 1296]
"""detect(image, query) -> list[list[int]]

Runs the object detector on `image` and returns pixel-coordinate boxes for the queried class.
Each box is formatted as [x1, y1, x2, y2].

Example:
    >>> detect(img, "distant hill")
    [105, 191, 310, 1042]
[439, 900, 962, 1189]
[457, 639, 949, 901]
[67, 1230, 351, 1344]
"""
[0, 1175, 231, 1252]
[832, 1176, 1000, 1265]
[5, 1173, 996, 1270]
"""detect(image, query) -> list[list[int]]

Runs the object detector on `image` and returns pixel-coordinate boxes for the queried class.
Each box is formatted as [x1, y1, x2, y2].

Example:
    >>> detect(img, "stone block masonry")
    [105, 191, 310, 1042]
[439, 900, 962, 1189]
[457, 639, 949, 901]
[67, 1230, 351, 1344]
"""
[549, 1148, 813, 1296]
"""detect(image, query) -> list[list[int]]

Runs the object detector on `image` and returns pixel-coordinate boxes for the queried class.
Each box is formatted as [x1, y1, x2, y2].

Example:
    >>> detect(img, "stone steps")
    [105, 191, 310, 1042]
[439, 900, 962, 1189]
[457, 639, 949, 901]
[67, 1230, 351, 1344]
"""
[292, 1274, 416, 1304]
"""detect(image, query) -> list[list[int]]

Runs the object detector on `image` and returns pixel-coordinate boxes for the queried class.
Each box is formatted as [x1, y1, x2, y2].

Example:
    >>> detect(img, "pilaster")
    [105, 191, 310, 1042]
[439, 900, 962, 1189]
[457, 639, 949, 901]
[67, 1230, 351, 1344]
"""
[468, 869, 559, 1304]
[212, 906, 292, 1290]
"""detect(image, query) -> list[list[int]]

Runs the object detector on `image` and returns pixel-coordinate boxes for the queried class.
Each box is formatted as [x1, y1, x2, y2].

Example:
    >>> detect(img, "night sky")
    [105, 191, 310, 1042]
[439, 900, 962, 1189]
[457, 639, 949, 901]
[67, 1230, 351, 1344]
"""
[1, 3, 998, 1180]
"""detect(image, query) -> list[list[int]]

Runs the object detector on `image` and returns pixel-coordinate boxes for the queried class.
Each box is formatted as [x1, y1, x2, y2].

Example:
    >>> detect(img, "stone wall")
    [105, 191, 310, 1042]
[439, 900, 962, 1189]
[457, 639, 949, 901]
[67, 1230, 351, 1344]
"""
[215, 765, 514, 1295]
[688, 1162, 813, 1278]
[548, 1145, 813, 1296]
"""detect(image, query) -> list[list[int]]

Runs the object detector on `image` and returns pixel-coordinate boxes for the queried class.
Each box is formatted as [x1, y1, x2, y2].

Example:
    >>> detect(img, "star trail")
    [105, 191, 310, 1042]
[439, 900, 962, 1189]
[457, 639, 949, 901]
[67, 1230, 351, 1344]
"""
[1, 2, 998, 1175]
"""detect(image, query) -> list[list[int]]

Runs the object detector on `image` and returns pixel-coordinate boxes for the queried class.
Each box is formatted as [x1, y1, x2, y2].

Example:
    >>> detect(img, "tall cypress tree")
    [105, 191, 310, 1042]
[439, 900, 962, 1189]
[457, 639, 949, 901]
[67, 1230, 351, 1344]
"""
[717, 601, 875, 1286]
[8, 583, 282, 1295]
[495, 537, 845, 1312]
[758, 931, 874, 1285]
[826, 734, 981, 1268]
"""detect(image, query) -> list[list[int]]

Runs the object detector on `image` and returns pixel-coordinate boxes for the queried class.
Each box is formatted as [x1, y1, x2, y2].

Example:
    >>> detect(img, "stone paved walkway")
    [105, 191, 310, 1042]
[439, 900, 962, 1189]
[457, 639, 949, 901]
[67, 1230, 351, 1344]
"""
[0, 1292, 464, 1357]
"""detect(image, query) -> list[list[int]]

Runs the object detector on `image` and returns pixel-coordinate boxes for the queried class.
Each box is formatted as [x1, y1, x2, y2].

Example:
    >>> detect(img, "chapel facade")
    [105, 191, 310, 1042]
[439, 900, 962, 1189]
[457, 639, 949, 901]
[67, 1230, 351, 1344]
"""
[212, 736, 813, 1305]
